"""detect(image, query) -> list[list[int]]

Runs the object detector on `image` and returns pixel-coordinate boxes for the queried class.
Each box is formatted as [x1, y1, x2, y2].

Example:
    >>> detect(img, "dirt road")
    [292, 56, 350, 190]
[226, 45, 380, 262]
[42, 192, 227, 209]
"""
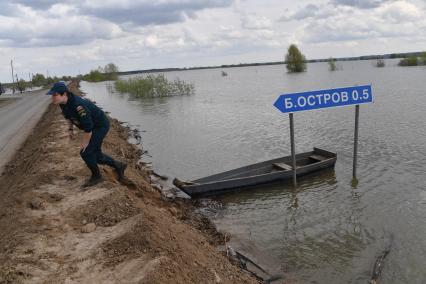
[0, 94, 260, 283]
[0, 90, 50, 174]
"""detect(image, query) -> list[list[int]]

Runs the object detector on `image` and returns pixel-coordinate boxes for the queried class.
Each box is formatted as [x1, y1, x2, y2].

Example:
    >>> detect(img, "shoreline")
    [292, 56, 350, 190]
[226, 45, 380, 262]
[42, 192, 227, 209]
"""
[117, 54, 414, 77]
[0, 83, 260, 283]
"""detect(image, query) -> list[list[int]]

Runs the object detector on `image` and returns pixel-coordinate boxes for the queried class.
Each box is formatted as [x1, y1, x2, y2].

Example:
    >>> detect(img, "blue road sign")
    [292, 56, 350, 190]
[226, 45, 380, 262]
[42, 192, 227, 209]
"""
[274, 85, 373, 113]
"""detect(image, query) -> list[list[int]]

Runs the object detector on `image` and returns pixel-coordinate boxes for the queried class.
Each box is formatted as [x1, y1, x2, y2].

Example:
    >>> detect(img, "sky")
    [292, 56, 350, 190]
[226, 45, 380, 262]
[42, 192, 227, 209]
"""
[0, 0, 425, 82]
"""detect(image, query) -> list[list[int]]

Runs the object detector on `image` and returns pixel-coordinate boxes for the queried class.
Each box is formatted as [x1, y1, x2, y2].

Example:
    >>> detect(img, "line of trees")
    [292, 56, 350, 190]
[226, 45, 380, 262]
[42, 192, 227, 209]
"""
[82, 63, 119, 82]
[4, 48, 424, 94]
[285, 44, 426, 71]
[2, 62, 120, 93]
[2, 73, 74, 93]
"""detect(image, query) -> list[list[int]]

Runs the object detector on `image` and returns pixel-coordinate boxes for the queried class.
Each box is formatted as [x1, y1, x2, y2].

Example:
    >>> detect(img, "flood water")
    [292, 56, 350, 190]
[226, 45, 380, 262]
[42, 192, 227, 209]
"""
[81, 60, 426, 283]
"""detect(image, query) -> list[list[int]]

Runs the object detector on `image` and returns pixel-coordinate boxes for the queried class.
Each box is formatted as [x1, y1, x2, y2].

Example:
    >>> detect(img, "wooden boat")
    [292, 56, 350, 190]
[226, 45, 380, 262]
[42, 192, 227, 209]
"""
[173, 147, 336, 197]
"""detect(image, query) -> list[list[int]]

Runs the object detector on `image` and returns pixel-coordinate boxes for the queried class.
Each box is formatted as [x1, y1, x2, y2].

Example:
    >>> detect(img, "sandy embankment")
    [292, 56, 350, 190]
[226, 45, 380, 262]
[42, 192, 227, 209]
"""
[0, 84, 259, 283]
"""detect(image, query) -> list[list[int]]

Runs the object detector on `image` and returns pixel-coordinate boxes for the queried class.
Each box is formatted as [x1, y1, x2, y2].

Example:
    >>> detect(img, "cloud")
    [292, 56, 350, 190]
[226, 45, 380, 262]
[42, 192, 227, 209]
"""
[80, 0, 234, 26]
[300, 1, 426, 43]
[330, 0, 395, 9]
[5, 0, 63, 10]
[0, 6, 123, 47]
[303, 18, 378, 43]
[277, 0, 426, 45]
[0, 0, 235, 48]
[0, 3, 21, 16]
[291, 4, 319, 19]
[0, 2, 121, 47]
[4, 0, 235, 24]
[378, 0, 422, 22]
[241, 14, 272, 30]
[279, 3, 336, 21]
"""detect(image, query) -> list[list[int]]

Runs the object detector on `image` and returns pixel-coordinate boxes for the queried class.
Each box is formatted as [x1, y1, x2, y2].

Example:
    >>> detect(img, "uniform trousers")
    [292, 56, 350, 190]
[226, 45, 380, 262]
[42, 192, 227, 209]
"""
[79, 117, 115, 170]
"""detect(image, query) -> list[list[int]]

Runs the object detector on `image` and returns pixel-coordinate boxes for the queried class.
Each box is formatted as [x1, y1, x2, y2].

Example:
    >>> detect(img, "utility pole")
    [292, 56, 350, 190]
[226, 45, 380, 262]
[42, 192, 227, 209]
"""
[10, 60, 15, 94]
[16, 74, 22, 93]
[29, 72, 32, 89]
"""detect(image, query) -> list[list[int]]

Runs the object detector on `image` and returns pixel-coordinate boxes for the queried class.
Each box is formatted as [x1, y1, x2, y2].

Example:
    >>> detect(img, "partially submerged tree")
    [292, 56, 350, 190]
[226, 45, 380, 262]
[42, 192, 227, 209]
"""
[285, 44, 306, 72]
[398, 56, 418, 66]
[328, 57, 337, 71]
[420, 52, 426, 65]
[104, 63, 119, 80]
[376, 58, 385, 67]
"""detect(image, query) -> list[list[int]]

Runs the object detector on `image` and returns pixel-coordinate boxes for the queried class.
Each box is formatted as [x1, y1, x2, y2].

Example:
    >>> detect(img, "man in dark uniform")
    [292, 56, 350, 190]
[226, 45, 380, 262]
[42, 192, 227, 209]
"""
[47, 82, 126, 188]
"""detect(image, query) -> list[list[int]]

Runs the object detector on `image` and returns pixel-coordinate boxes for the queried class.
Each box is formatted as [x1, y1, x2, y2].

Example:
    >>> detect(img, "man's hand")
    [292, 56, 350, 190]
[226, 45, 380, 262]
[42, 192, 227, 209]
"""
[67, 120, 75, 140]
[68, 129, 75, 140]
[80, 132, 92, 153]
[80, 141, 89, 152]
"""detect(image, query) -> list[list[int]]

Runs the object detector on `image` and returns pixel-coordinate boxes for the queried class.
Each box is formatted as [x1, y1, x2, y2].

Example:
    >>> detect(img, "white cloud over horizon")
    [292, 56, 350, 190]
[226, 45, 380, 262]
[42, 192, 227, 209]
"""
[1, 0, 425, 82]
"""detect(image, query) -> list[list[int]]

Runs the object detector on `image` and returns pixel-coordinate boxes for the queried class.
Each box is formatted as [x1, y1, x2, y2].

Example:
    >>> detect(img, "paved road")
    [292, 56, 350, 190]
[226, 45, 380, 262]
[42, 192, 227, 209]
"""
[0, 90, 50, 174]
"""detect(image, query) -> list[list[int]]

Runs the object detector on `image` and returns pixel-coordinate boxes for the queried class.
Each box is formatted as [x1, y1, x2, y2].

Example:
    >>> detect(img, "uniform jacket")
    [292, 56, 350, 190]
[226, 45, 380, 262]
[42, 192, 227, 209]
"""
[60, 93, 106, 132]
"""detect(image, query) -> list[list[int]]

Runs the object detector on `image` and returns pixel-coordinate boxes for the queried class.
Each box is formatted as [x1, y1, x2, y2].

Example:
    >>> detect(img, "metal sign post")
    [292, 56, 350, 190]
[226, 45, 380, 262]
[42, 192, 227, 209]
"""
[289, 113, 297, 187]
[274, 85, 373, 186]
[352, 105, 360, 185]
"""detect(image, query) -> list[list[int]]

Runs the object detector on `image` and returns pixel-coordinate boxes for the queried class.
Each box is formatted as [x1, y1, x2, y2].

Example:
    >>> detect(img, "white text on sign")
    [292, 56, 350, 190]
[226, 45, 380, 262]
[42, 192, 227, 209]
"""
[274, 85, 373, 113]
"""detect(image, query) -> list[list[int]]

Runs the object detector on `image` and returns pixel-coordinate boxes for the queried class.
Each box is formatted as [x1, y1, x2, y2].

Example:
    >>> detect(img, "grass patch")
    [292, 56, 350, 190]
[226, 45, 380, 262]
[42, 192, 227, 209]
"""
[114, 74, 194, 97]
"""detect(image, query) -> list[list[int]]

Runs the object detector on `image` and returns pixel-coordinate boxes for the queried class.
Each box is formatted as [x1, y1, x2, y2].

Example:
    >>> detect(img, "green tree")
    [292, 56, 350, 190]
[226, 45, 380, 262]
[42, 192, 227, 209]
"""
[328, 57, 337, 71]
[61, 75, 73, 81]
[285, 44, 306, 72]
[104, 63, 119, 74]
[420, 52, 426, 65]
[32, 73, 47, 86]
[46, 76, 59, 85]
[17, 79, 28, 92]
[104, 63, 119, 80]
[398, 56, 418, 66]
[83, 70, 104, 82]
[82, 63, 119, 82]
[376, 58, 385, 67]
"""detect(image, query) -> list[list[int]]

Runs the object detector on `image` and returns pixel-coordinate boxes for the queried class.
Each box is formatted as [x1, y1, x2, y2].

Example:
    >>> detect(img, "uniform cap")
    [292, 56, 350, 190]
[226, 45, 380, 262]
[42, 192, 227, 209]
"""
[46, 81, 68, 95]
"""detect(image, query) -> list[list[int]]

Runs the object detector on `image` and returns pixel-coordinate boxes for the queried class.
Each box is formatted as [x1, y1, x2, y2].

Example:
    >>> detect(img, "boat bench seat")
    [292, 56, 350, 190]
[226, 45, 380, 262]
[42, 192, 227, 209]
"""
[309, 154, 325, 162]
[273, 162, 294, 171]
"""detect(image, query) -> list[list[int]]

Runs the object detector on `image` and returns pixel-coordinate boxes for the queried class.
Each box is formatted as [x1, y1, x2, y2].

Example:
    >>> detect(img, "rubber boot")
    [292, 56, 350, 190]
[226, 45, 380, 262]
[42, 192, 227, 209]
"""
[113, 161, 127, 180]
[81, 165, 103, 189]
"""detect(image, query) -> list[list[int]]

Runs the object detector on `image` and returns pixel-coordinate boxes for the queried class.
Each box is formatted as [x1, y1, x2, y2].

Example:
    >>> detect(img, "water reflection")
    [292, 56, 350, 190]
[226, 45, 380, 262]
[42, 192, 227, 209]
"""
[199, 167, 374, 282]
[212, 169, 337, 204]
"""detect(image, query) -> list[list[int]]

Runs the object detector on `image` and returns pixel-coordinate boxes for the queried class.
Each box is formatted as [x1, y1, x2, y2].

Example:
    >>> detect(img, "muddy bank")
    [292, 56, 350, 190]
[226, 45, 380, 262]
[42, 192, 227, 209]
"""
[0, 93, 260, 283]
